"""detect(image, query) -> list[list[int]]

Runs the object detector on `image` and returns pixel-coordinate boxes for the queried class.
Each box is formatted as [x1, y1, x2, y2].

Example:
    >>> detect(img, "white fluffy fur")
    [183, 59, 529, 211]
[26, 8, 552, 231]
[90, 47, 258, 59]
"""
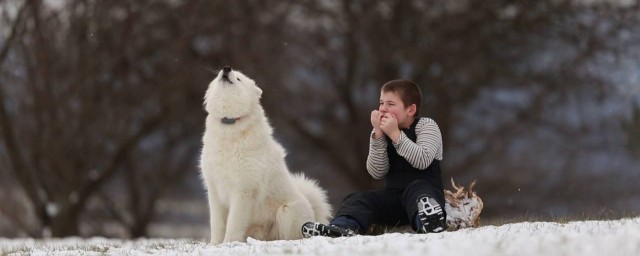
[200, 68, 331, 244]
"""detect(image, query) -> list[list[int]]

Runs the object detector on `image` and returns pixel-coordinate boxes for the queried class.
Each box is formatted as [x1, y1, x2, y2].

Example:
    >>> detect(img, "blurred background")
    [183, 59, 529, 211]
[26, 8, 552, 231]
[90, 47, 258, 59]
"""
[1, 0, 639, 239]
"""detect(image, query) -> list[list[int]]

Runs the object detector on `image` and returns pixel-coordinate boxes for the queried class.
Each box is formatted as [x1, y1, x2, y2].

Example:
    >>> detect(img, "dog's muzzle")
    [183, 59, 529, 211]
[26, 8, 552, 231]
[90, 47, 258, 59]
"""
[221, 66, 233, 84]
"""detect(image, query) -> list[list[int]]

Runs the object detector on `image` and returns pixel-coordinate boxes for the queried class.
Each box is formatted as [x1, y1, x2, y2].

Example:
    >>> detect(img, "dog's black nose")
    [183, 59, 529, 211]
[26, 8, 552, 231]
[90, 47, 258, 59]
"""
[223, 66, 231, 74]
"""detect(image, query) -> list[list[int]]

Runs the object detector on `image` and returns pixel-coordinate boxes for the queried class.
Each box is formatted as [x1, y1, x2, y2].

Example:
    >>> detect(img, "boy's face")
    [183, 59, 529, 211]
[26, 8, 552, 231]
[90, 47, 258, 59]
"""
[379, 91, 416, 128]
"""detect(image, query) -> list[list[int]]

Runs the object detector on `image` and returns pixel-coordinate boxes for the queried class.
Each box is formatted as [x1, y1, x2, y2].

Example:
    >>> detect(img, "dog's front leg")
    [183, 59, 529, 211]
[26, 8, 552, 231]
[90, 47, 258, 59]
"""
[207, 190, 226, 244]
[223, 192, 255, 243]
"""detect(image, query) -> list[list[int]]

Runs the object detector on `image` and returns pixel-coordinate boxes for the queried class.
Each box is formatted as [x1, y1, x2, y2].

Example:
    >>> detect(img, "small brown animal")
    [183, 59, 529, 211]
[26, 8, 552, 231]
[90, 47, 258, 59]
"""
[444, 178, 484, 231]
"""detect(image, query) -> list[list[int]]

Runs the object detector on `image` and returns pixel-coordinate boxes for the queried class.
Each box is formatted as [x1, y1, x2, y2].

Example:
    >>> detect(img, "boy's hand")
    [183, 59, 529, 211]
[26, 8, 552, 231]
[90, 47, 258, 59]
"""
[380, 113, 400, 143]
[371, 110, 384, 139]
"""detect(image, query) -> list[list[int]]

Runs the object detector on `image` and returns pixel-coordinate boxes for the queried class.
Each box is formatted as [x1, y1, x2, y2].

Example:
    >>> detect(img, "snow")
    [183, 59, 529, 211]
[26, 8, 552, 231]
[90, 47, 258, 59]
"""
[45, 203, 59, 217]
[2, 217, 639, 255]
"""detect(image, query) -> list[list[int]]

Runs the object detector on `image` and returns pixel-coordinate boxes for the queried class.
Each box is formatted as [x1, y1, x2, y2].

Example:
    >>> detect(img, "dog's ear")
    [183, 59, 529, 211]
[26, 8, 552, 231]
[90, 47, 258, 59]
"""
[255, 86, 263, 98]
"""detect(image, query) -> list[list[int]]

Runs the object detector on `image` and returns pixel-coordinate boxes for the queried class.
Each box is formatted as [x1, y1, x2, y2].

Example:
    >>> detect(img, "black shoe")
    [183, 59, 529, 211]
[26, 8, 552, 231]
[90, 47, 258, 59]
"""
[302, 222, 356, 238]
[416, 196, 446, 233]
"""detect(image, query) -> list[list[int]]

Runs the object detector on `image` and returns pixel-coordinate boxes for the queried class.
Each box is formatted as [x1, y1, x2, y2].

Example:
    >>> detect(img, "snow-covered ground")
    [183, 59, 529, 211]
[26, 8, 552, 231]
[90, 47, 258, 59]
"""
[1, 217, 639, 255]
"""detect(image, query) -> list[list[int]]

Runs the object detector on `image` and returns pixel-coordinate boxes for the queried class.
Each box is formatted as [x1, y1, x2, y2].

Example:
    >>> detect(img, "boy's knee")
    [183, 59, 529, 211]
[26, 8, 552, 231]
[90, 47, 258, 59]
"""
[403, 180, 434, 198]
[406, 179, 430, 189]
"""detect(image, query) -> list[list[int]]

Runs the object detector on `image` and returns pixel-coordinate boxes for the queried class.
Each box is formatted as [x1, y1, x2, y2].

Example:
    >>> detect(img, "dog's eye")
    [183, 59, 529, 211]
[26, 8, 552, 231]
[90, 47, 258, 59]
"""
[237, 78, 241, 81]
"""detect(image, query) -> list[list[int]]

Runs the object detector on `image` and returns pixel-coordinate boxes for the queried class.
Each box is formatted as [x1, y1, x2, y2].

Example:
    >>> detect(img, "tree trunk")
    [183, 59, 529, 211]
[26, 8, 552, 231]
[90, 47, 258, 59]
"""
[48, 206, 81, 237]
[129, 221, 149, 239]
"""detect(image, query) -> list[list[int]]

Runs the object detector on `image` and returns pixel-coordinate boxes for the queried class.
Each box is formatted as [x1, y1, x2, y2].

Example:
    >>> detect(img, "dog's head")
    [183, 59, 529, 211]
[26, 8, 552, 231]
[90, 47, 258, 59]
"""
[204, 66, 263, 124]
[444, 178, 484, 231]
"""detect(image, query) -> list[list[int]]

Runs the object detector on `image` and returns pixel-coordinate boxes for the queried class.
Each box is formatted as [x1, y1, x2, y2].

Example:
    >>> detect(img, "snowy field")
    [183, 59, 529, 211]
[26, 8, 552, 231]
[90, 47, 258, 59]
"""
[1, 217, 639, 256]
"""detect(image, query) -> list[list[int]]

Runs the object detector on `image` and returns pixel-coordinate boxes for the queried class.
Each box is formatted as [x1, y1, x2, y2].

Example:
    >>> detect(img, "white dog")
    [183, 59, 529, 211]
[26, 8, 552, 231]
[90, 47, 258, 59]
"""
[200, 66, 332, 244]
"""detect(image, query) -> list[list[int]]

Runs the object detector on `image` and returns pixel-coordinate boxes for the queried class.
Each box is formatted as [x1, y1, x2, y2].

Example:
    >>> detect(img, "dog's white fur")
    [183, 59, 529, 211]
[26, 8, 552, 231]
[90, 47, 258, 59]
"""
[200, 68, 332, 244]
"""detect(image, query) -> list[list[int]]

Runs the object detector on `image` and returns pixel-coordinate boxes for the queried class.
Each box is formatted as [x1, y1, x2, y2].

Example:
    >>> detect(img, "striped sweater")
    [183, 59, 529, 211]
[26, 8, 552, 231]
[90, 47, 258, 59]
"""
[366, 117, 443, 179]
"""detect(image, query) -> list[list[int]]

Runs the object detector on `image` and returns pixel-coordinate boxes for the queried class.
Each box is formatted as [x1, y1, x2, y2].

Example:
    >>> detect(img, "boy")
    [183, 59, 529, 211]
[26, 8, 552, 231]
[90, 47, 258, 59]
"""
[302, 79, 446, 237]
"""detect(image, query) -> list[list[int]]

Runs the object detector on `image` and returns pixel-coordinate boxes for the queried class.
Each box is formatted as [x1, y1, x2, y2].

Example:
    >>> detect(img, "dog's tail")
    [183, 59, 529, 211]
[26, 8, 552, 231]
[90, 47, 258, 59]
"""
[292, 173, 332, 224]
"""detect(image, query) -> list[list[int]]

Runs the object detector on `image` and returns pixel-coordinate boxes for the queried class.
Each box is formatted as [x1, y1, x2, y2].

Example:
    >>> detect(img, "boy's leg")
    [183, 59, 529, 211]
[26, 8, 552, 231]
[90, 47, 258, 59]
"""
[402, 180, 447, 233]
[333, 189, 407, 233]
[302, 189, 404, 237]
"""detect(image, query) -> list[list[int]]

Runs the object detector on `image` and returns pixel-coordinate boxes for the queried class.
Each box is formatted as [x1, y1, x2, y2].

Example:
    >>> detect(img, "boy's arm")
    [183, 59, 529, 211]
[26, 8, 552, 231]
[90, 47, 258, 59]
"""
[393, 118, 443, 170]
[366, 129, 389, 179]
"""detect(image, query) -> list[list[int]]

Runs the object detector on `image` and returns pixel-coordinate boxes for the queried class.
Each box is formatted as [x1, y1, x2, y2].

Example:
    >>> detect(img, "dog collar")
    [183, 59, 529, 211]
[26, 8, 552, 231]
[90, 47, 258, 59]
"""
[221, 117, 240, 125]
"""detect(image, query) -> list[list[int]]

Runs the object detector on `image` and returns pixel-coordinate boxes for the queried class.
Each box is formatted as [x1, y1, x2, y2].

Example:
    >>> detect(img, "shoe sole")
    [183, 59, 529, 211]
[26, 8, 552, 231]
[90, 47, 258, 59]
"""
[302, 222, 356, 238]
[417, 197, 446, 233]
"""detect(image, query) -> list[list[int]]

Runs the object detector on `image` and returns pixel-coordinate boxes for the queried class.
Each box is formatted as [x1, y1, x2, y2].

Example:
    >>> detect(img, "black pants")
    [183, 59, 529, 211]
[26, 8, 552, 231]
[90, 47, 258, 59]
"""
[333, 180, 446, 232]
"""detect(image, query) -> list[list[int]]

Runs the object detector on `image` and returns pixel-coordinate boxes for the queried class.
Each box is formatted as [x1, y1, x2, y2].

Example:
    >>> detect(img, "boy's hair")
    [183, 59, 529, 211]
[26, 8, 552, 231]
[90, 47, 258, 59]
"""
[381, 79, 422, 116]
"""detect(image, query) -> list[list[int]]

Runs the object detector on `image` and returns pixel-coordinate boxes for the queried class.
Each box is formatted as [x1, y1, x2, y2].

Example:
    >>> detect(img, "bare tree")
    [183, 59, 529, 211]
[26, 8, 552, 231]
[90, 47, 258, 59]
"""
[0, 0, 206, 237]
[624, 105, 640, 159]
[2, 0, 639, 238]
